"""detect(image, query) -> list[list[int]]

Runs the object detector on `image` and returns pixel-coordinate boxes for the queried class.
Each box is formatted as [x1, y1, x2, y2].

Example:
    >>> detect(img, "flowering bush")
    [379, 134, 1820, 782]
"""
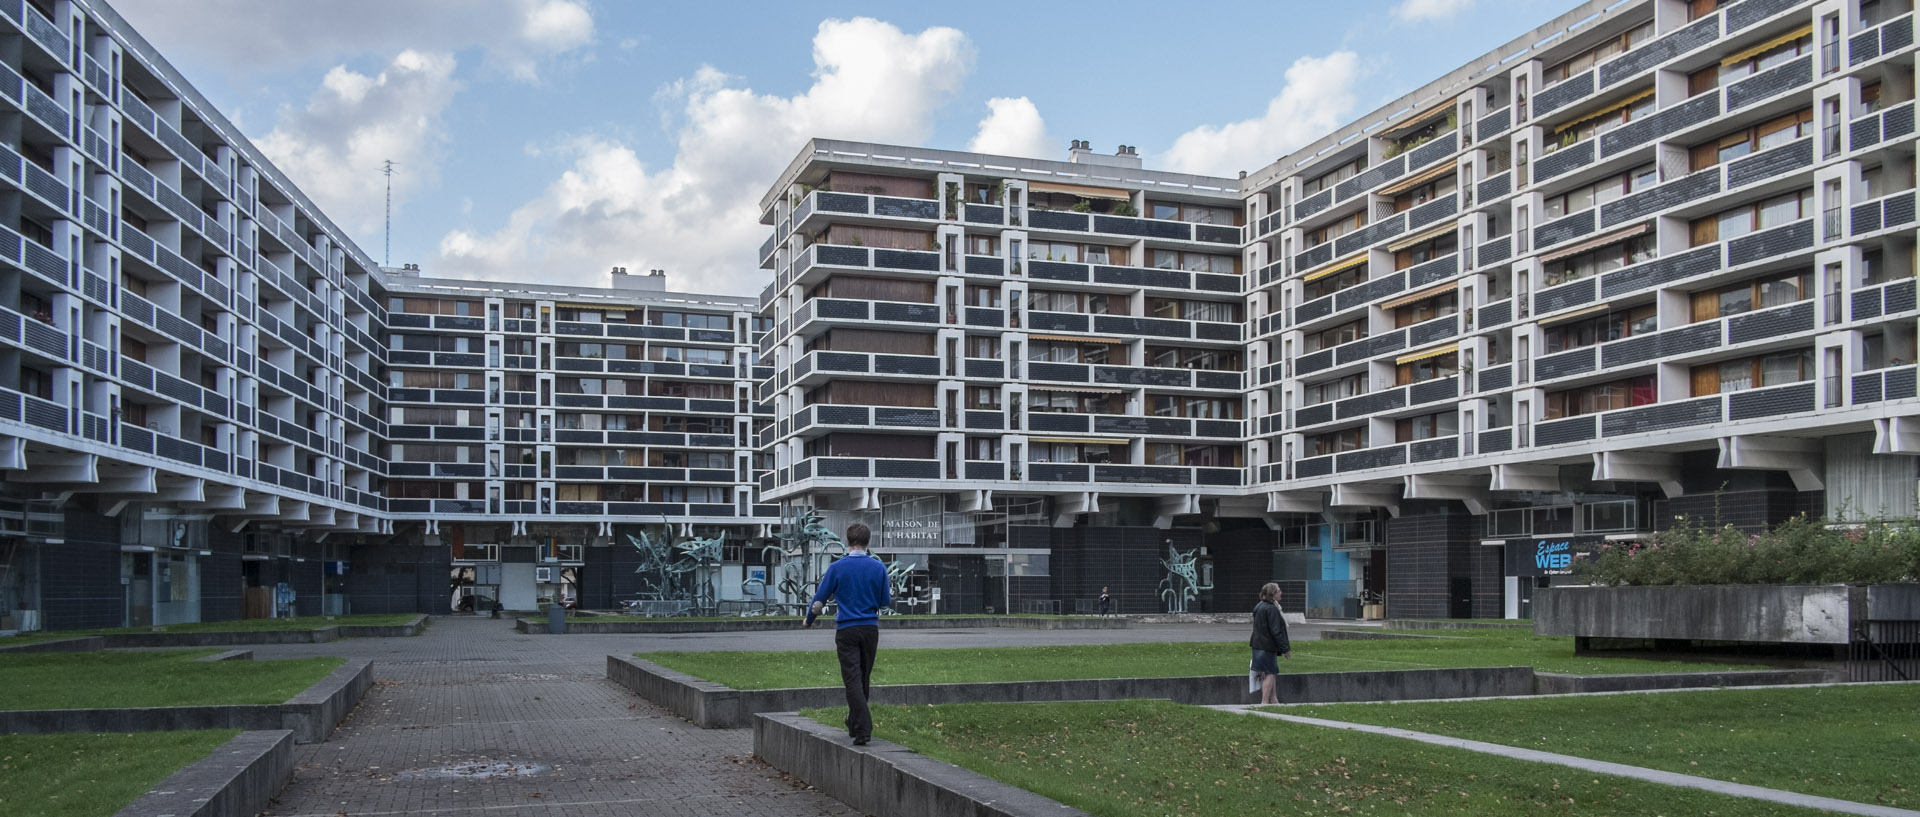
[1576, 514, 1920, 586]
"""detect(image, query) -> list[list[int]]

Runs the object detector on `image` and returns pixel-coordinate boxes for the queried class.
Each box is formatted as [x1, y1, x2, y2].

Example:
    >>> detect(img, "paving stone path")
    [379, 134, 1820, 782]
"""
[251, 615, 860, 817]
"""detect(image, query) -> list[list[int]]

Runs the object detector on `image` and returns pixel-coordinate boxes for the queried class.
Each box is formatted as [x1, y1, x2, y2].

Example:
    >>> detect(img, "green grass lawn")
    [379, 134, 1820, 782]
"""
[61, 613, 418, 635]
[1281, 684, 1920, 808]
[0, 730, 241, 817]
[0, 651, 346, 710]
[641, 628, 1750, 690]
[802, 700, 1824, 816]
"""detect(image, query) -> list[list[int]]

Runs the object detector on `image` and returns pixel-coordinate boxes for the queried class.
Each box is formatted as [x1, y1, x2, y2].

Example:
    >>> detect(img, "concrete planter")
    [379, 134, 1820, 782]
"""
[1534, 584, 1920, 644]
[609, 655, 1534, 729]
[754, 712, 1089, 817]
[114, 730, 293, 817]
[0, 658, 373, 743]
[523, 615, 1129, 635]
[99, 614, 429, 648]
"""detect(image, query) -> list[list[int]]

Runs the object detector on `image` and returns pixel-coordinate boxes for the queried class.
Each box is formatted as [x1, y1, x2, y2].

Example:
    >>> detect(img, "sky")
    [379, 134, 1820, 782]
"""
[112, 0, 1571, 297]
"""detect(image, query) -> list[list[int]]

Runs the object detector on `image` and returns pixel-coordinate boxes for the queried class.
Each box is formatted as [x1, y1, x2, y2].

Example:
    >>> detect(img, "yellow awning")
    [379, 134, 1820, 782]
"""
[1722, 24, 1813, 66]
[1541, 303, 1612, 325]
[1027, 333, 1128, 345]
[1380, 281, 1460, 310]
[1029, 437, 1130, 445]
[1553, 88, 1655, 135]
[1540, 222, 1650, 263]
[1378, 163, 1458, 197]
[1395, 343, 1459, 365]
[1303, 253, 1369, 282]
[1029, 182, 1132, 201]
[1027, 385, 1128, 394]
[1386, 222, 1457, 252]
[1385, 96, 1457, 135]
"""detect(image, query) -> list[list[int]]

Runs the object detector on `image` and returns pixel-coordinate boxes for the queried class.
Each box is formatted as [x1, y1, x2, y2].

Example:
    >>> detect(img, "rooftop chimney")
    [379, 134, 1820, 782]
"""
[1067, 139, 1142, 170]
[611, 267, 667, 292]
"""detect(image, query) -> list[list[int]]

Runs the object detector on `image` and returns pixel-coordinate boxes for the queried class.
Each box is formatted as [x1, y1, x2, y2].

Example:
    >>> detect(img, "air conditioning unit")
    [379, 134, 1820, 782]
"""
[535, 566, 553, 583]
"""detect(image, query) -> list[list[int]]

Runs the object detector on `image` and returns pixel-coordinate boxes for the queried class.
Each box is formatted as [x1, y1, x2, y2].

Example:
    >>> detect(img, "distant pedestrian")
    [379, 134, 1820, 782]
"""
[1098, 586, 1112, 616]
[805, 523, 891, 746]
[1250, 582, 1292, 704]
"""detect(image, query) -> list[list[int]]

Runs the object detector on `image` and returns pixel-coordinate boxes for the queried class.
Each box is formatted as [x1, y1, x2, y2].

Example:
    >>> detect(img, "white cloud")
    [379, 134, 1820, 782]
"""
[111, 0, 593, 82]
[1158, 51, 1360, 178]
[1394, 0, 1476, 22]
[965, 97, 1052, 160]
[437, 18, 974, 296]
[256, 50, 460, 237]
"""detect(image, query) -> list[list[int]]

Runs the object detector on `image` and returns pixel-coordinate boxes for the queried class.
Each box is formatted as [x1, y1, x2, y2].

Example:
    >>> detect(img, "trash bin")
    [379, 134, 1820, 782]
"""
[547, 602, 567, 634]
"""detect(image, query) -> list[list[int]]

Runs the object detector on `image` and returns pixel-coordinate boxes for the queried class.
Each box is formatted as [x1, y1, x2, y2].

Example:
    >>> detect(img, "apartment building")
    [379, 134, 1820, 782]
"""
[756, 0, 1920, 618]
[3, 0, 1915, 629]
[0, 0, 773, 631]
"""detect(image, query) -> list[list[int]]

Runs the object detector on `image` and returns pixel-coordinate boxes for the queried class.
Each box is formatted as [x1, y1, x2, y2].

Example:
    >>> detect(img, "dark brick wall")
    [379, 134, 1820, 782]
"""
[1384, 503, 1484, 619]
[291, 551, 323, 617]
[930, 554, 988, 614]
[42, 504, 124, 630]
[1046, 526, 1204, 614]
[1211, 525, 1279, 614]
[345, 545, 448, 614]
[40, 539, 122, 630]
[200, 525, 244, 622]
[1657, 451, 1824, 531]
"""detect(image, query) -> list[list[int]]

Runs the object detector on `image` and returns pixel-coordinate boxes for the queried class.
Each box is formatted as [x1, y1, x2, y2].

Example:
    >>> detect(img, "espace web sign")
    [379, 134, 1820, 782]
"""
[1503, 537, 1604, 577]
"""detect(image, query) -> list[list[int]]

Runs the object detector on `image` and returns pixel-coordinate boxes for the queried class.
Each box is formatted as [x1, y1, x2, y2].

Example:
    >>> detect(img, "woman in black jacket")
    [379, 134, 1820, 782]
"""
[1249, 582, 1291, 704]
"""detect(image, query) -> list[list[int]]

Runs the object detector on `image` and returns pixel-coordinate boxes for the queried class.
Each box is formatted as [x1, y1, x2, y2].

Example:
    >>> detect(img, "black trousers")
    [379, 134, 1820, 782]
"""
[834, 625, 879, 738]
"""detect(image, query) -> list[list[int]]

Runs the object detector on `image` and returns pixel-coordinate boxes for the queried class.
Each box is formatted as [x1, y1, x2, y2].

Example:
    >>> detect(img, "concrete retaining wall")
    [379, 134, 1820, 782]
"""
[1534, 668, 1836, 694]
[114, 730, 293, 817]
[1534, 585, 1863, 644]
[754, 712, 1089, 817]
[0, 658, 373, 743]
[100, 615, 428, 648]
[0, 636, 105, 653]
[1321, 630, 1453, 641]
[1383, 619, 1532, 630]
[610, 655, 1534, 729]
[534, 615, 1129, 635]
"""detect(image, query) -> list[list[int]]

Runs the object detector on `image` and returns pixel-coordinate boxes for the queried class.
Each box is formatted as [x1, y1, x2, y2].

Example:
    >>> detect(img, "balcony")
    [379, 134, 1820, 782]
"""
[1850, 12, 1915, 67]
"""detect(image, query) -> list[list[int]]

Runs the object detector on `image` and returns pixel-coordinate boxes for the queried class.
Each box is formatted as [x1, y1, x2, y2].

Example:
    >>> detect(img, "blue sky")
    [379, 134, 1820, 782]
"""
[113, 0, 1567, 295]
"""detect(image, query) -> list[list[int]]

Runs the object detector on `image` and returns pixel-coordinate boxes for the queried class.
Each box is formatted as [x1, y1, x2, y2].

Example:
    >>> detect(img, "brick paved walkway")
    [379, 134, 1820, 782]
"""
[256, 615, 860, 817]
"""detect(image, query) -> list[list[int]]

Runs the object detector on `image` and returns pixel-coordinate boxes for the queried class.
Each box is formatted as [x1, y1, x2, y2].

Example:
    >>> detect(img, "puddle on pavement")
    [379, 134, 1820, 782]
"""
[396, 760, 549, 780]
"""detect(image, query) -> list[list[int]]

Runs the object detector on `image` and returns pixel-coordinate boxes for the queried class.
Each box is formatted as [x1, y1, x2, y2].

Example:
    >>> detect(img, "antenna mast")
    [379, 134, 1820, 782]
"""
[381, 159, 396, 267]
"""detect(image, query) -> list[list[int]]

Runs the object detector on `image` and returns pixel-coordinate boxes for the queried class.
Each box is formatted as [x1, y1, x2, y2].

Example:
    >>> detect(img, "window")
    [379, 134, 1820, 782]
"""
[966, 285, 1000, 308]
[1303, 374, 1366, 406]
[1307, 427, 1367, 456]
[1148, 249, 1238, 274]
[1690, 109, 1814, 171]
[1302, 263, 1368, 300]
[1396, 410, 1459, 442]
[1543, 233, 1656, 286]
[1304, 320, 1366, 353]
[1302, 157, 1368, 196]
[1720, 30, 1813, 84]
[1148, 395, 1242, 419]
[1543, 165, 1655, 218]
[1548, 92, 1655, 153]
[965, 235, 998, 255]
[1690, 349, 1814, 395]
[1690, 189, 1814, 245]
[1544, 375, 1656, 418]
[1396, 351, 1458, 385]
[1860, 82, 1884, 116]
[1028, 290, 1113, 314]
[1690, 271, 1811, 320]
[965, 335, 999, 359]
[1028, 340, 1125, 365]
[1147, 443, 1242, 467]
[1544, 305, 1657, 352]
[1394, 233, 1458, 269]
[1145, 346, 1241, 371]
[1307, 211, 1366, 246]
[1393, 293, 1458, 328]
[1148, 298, 1242, 322]
[1147, 201, 1239, 226]
[1545, 21, 1655, 82]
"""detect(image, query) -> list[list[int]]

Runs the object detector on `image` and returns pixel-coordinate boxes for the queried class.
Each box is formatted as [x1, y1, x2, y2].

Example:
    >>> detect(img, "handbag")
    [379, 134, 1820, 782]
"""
[1248, 665, 1260, 694]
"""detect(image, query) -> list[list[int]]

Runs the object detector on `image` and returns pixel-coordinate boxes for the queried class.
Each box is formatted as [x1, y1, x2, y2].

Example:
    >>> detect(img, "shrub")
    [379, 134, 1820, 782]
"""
[1576, 514, 1920, 586]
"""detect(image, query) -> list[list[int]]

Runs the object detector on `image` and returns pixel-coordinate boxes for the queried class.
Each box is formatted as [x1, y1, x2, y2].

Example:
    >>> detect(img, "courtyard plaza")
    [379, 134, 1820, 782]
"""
[231, 613, 1347, 817]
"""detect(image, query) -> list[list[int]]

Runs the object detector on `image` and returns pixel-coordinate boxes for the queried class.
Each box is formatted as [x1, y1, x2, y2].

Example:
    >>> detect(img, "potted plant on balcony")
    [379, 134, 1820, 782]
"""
[1070, 199, 1093, 213]
[1111, 201, 1139, 217]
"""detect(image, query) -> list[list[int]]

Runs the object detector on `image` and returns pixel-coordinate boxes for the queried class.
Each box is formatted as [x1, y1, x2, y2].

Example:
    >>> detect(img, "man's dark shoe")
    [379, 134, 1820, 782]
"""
[852, 736, 870, 746]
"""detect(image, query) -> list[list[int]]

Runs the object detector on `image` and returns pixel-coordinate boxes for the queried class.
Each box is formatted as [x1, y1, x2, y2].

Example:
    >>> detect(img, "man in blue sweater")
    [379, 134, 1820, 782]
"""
[805, 522, 891, 745]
